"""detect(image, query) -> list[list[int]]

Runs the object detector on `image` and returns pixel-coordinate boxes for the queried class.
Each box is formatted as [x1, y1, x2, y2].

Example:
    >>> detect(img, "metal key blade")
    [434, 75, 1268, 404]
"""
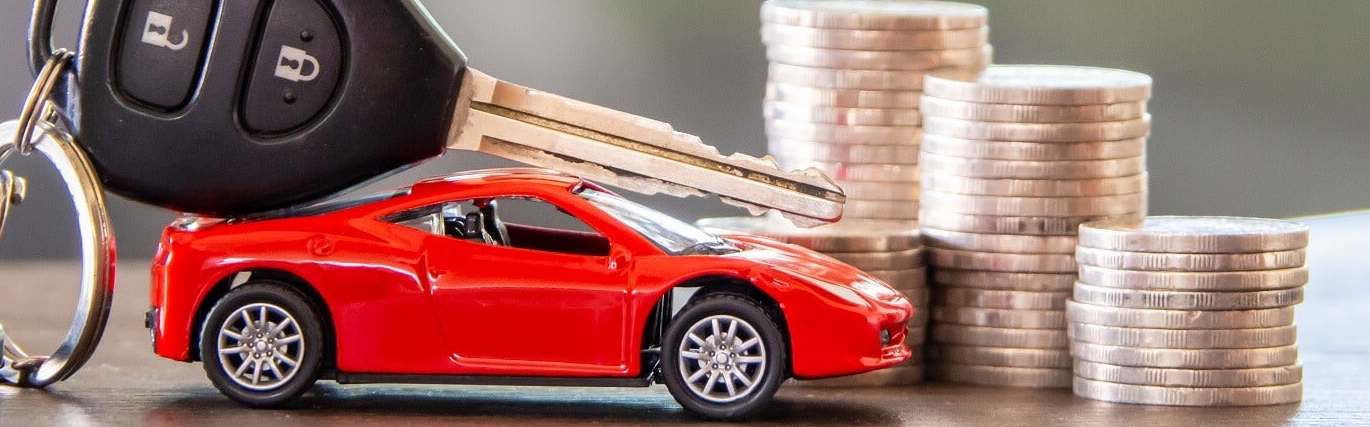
[448, 69, 846, 224]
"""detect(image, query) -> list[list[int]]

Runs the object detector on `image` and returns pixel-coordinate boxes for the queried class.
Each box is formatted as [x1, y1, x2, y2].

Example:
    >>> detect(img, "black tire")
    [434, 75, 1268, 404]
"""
[200, 281, 324, 408]
[663, 292, 787, 420]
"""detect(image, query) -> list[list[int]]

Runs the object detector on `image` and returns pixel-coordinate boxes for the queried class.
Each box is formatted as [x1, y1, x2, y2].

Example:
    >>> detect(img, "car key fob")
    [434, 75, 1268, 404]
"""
[39, 0, 466, 215]
[36, 0, 846, 222]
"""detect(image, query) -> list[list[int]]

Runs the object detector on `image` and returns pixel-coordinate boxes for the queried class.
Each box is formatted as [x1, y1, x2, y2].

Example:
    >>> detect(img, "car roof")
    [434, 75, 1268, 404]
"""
[236, 168, 584, 221]
[410, 168, 586, 196]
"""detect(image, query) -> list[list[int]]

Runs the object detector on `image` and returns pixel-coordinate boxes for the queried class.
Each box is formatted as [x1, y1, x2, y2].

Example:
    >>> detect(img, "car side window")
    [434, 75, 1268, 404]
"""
[387, 196, 611, 257]
[383, 204, 442, 235]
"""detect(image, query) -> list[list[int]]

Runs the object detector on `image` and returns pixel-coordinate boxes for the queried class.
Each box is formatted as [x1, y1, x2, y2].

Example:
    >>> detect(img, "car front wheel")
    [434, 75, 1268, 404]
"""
[663, 292, 787, 420]
[200, 281, 323, 407]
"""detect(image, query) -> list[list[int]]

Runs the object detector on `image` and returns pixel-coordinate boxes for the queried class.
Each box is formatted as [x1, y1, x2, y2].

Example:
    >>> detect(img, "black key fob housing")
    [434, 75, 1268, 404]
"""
[32, 0, 466, 215]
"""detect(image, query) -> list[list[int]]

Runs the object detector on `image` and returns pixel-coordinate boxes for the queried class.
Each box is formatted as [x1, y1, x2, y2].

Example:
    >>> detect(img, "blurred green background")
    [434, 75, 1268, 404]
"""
[0, 0, 1366, 259]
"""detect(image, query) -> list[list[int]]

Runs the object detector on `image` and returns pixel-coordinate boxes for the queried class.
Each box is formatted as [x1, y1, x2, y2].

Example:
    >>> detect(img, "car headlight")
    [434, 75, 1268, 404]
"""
[806, 278, 870, 307]
[851, 278, 900, 301]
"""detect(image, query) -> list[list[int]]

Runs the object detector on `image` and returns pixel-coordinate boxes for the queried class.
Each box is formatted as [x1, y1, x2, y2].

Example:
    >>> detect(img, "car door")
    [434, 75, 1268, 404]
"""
[420, 194, 634, 376]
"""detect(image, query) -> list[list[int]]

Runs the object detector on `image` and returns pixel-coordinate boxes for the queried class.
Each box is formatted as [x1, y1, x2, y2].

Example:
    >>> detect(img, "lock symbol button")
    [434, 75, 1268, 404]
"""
[241, 0, 342, 133]
[274, 46, 321, 83]
[140, 11, 189, 51]
[117, 1, 214, 109]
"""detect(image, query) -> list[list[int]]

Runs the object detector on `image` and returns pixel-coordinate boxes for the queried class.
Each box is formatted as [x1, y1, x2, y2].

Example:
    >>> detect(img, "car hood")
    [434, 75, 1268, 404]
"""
[719, 234, 906, 305]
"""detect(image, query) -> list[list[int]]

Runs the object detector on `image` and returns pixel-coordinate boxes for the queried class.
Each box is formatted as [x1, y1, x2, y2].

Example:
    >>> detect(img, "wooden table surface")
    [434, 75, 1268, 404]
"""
[2, 212, 1367, 426]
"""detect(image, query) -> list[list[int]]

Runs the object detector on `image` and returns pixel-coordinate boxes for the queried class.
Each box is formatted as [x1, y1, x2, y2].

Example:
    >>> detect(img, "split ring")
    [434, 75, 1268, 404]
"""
[0, 120, 116, 387]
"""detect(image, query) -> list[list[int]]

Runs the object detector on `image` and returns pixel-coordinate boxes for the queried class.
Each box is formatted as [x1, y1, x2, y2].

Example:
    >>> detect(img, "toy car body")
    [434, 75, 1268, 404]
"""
[147, 168, 913, 419]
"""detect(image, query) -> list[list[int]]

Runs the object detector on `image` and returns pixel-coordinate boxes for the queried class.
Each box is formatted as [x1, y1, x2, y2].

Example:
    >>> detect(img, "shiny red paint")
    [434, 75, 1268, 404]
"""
[150, 168, 913, 380]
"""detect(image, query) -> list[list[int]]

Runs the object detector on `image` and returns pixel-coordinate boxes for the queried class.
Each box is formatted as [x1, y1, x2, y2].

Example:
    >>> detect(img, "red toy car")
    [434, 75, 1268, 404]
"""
[147, 168, 913, 419]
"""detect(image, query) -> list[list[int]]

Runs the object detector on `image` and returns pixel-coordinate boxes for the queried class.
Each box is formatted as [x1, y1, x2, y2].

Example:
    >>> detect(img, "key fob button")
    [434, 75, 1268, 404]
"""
[241, 0, 343, 134]
[116, 0, 215, 109]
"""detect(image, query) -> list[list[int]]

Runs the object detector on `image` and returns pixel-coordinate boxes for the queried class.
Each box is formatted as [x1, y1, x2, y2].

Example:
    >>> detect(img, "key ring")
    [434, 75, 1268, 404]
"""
[0, 170, 25, 240]
[14, 49, 72, 156]
[0, 119, 116, 388]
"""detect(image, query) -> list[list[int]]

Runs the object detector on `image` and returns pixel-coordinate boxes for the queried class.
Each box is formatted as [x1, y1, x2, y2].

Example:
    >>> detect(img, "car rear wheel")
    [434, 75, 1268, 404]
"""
[663, 293, 786, 420]
[200, 281, 323, 407]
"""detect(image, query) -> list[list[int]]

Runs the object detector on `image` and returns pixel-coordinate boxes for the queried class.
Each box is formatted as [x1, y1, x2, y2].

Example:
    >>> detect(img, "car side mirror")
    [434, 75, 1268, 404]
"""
[608, 244, 633, 272]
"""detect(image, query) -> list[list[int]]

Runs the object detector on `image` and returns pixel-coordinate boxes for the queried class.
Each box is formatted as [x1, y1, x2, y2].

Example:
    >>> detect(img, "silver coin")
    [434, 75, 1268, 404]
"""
[1073, 377, 1302, 407]
[922, 174, 1148, 198]
[767, 118, 922, 145]
[921, 134, 1147, 161]
[923, 116, 1151, 143]
[1074, 361, 1303, 388]
[926, 247, 1077, 273]
[901, 285, 931, 302]
[932, 306, 1067, 329]
[832, 180, 921, 201]
[777, 157, 922, 182]
[768, 62, 949, 90]
[828, 247, 926, 270]
[932, 269, 1077, 291]
[1075, 247, 1306, 272]
[920, 96, 1149, 123]
[1065, 300, 1296, 329]
[919, 152, 1147, 179]
[695, 215, 921, 252]
[931, 363, 1072, 388]
[767, 123, 924, 149]
[928, 344, 1073, 368]
[910, 304, 930, 326]
[924, 65, 1153, 105]
[768, 139, 922, 164]
[920, 210, 1146, 236]
[907, 323, 928, 345]
[937, 288, 1070, 310]
[923, 228, 1078, 254]
[767, 44, 992, 71]
[1072, 282, 1304, 311]
[1078, 216, 1310, 254]
[766, 83, 923, 109]
[794, 363, 925, 387]
[761, 0, 989, 31]
[1077, 265, 1309, 292]
[867, 268, 928, 290]
[843, 198, 920, 220]
[921, 191, 1146, 218]
[765, 100, 923, 127]
[1069, 342, 1300, 369]
[930, 324, 1070, 349]
[762, 23, 990, 50]
[911, 312, 933, 329]
[1068, 323, 1297, 349]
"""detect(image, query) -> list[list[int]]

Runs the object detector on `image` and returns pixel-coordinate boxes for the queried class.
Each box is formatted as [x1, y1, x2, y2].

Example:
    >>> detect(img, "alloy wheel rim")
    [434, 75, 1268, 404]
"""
[677, 314, 767, 403]
[216, 303, 305, 391]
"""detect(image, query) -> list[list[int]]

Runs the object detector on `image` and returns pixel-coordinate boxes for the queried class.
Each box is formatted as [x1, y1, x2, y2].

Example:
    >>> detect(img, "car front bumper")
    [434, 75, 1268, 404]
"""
[784, 293, 915, 380]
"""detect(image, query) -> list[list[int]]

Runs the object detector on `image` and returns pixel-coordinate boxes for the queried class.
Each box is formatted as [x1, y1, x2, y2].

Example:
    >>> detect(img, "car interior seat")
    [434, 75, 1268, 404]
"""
[480, 200, 511, 246]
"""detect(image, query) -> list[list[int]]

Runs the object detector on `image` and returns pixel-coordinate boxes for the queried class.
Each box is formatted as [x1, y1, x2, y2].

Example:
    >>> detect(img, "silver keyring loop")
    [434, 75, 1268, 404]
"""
[0, 119, 116, 388]
[15, 49, 72, 156]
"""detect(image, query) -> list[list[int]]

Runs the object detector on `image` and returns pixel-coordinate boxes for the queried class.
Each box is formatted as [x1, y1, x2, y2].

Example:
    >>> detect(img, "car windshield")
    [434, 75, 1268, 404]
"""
[578, 188, 732, 255]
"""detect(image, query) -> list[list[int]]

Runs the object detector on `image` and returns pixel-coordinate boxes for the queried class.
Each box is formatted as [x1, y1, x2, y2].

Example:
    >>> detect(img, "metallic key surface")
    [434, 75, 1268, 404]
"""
[449, 70, 845, 223]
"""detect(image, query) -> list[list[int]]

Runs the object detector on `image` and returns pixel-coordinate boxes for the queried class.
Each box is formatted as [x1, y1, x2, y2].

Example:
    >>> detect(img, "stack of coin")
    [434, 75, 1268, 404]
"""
[918, 65, 1153, 388]
[695, 214, 929, 385]
[760, 0, 991, 220]
[1069, 216, 1309, 406]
